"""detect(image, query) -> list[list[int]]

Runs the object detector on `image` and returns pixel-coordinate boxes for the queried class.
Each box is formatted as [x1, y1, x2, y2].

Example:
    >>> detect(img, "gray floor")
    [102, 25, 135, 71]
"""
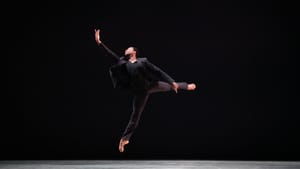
[1, 160, 300, 169]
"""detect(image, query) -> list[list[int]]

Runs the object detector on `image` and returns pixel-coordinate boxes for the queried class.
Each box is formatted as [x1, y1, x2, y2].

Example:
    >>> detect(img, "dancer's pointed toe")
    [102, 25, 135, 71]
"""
[119, 138, 129, 153]
[187, 83, 196, 90]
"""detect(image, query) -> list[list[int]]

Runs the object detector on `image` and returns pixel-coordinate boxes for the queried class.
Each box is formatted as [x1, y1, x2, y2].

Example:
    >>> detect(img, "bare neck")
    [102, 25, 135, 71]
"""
[128, 54, 137, 63]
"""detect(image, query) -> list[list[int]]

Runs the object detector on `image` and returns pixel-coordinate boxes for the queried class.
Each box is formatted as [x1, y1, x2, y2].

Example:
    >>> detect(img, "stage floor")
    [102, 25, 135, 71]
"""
[1, 160, 300, 169]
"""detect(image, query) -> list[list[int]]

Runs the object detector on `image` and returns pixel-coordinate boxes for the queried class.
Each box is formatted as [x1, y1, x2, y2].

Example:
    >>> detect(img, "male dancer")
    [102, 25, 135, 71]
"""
[94, 29, 196, 153]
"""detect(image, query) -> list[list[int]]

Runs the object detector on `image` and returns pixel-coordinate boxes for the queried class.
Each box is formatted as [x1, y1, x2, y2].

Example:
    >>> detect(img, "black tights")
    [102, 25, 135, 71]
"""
[121, 81, 188, 141]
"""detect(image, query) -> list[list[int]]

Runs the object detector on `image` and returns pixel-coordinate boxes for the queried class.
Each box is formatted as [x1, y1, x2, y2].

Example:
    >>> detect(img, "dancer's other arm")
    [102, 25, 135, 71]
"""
[143, 59, 179, 93]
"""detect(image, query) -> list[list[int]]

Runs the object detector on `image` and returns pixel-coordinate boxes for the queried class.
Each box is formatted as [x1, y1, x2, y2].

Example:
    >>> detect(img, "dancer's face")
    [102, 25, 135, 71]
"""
[125, 47, 136, 56]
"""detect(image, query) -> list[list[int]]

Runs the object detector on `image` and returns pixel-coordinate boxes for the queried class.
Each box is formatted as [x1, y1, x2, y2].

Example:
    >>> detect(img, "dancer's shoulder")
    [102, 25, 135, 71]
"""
[138, 57, 148, 62]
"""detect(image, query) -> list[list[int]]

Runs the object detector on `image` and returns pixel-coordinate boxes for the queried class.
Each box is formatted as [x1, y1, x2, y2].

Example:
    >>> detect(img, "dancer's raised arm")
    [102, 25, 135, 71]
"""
[94, 29, 120, 60]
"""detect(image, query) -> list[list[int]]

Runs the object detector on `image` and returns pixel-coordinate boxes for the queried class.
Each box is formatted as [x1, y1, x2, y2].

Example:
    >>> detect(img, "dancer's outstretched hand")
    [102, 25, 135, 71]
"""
[94, 29, 101, 45]
[172, 82, 179, 93]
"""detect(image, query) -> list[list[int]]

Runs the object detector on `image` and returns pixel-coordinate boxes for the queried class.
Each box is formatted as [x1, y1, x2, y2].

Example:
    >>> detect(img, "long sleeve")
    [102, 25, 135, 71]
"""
[100, 42, 120, 60]
[143, 58, 175, 84]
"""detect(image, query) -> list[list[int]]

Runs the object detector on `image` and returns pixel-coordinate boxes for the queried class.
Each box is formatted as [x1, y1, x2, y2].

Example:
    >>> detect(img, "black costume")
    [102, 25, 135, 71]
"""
[101, 43, 189, 141]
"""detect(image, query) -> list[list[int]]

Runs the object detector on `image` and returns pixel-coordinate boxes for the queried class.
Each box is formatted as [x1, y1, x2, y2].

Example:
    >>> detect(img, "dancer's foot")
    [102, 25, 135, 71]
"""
[187, 83, 196, 90]
[119, 138, 129, 153]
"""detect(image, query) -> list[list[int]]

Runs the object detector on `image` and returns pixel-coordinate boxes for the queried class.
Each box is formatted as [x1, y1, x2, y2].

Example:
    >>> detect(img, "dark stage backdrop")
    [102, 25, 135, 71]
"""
[4, 0, 298, 160]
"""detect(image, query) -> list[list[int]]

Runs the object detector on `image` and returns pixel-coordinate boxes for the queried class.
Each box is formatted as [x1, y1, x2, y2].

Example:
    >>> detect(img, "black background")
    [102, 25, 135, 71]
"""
[4, 0, 299, 160]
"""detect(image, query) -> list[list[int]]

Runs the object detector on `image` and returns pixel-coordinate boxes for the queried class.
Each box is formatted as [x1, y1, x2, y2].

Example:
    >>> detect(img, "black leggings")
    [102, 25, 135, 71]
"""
[121, 81, 188, 141]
